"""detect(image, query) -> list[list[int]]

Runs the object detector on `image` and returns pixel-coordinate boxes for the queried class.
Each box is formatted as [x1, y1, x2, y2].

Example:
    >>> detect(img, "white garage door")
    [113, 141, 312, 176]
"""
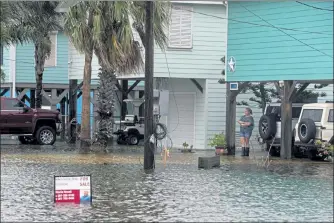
[167, 93, 195, 148]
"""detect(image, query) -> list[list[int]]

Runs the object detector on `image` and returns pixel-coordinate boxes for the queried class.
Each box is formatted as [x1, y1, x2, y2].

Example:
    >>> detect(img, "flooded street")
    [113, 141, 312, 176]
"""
[1, 141, 333, 222]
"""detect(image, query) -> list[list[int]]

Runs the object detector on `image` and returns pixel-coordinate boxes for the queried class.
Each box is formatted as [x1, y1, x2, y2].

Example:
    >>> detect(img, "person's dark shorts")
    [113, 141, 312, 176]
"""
[240, 130, 252, 138]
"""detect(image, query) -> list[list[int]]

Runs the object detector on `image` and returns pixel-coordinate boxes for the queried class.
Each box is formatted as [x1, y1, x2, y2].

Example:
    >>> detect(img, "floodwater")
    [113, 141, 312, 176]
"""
[1, 141, 333, 222]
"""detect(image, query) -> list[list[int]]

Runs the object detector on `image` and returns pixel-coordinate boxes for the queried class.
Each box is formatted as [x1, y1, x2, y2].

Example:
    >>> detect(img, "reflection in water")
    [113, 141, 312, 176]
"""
[1, 146, 333, 222]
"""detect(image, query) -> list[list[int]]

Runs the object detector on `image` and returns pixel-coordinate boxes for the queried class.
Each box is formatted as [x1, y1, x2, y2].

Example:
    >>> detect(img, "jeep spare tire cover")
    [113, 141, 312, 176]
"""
[258, 114, 277, 140]
[298, 118, 316, 143]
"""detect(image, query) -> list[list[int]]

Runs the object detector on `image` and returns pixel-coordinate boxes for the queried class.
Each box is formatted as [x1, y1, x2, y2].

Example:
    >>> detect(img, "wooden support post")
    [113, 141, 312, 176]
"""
[144, 1, 155, 170]
[60, 97, 66, 141]
[68, 79, 78, 143]
[30, 89, 36, 108]
[225, 83, 237, 155]
[225, 82, 249, 155]
[121, 80, 128, 120]
[50, 89, 58, 110]
[280, 80, 296, 159]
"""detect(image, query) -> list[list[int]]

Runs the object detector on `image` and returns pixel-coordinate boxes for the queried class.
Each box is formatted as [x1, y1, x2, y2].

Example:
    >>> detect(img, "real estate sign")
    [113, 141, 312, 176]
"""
[54, 175, 92, 204]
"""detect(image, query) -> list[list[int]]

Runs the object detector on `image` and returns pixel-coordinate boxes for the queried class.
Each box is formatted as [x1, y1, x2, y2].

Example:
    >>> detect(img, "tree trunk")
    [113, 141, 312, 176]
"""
[225, 84, 237, 155]
[93, 69, 116, 150]
[281, 80, 293, 159]
[34, 44, 45, 109]
[79, 52, 93, 149]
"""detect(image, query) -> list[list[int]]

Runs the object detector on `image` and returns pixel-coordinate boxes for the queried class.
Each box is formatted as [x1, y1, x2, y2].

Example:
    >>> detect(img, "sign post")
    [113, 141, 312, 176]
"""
[54, 175, 92, 204]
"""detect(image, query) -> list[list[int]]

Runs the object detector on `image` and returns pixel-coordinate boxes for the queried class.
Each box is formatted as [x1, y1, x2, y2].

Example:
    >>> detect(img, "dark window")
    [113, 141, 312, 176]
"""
[328, 109, 334, 122]
[292, 107, 302, 119]
[301, 109, 323, 122]
[4, 99, 25, 110]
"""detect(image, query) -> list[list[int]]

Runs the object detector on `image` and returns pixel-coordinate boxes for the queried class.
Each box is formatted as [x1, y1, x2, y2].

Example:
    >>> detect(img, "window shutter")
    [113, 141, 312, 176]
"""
[168, 5, 193, 49]
[45, 34, 57, 67]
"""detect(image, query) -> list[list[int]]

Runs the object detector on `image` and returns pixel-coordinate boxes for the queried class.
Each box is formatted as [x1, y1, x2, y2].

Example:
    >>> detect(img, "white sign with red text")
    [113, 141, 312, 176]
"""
[54, 175, 92, 204]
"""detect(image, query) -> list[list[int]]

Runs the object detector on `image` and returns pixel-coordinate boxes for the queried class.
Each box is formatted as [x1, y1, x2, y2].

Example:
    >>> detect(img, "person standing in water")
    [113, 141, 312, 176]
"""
[237, 107, 254, 156]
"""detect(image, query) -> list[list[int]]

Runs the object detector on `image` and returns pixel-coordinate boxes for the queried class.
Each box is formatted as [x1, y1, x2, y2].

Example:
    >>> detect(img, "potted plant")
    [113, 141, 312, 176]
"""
[181, 142, 193, 153]
[208, 133, 227, 155]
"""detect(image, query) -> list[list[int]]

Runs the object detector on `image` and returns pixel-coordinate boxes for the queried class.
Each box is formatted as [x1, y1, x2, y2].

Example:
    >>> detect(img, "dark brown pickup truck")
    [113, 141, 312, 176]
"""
[0, 97, 62, 145]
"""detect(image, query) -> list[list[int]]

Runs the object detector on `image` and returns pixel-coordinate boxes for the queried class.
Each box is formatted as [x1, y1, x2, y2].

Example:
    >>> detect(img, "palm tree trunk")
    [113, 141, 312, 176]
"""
[34, 44, 44, 108]
[93, 68, 116, 148]
[80, 52, 93, 146]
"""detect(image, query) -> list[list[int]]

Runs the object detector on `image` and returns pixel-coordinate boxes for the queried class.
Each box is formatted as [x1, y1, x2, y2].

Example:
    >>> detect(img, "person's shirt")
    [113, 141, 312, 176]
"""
[239, 115, 254, 132]
[80, 195, 91, 202]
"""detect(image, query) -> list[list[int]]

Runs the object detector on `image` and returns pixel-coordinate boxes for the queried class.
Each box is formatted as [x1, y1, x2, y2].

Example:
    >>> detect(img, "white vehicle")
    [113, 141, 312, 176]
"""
[258, 103, 304, 155]
[293, 103, 334, 160]
[113, 115, 145, 145]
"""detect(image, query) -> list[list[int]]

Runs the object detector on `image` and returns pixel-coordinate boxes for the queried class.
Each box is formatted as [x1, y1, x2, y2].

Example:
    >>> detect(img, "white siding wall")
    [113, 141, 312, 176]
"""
[68, 3, 227, 80]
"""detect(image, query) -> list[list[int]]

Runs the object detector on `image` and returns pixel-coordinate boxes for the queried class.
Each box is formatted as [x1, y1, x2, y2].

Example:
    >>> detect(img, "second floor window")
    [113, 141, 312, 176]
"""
[45, 33, 57, 67]
[168, 5, 193, 49]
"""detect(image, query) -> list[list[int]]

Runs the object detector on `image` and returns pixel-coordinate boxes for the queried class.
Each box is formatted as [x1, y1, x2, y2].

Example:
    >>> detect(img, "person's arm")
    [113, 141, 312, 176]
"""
[237, 116, 244, 125]
[243, 117, 254, 127]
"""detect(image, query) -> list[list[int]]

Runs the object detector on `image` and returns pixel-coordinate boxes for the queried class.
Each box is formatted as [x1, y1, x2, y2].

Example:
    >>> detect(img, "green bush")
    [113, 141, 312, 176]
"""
[208, 133, 227, 147]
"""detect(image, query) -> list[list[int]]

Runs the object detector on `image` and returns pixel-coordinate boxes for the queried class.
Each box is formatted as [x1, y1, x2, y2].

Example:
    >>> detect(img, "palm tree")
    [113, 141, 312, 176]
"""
[64, 2, 96, 145]
[64, 1, 170, 147]
[93, 1, 171, 147]
[6, 2, 62, 107]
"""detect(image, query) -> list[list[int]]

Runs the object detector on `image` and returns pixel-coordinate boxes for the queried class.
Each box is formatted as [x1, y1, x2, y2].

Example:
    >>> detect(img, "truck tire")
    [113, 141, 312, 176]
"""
[258, 114, 277, 140]
[36, 126, 56, 145]
[298, 119, 316, 143]
[18, 136, 37, 145]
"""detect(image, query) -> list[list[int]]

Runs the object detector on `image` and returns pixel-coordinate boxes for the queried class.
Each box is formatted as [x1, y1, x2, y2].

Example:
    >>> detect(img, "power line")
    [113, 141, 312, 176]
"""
[296, 1, 334, 12]
[176, 7, 332, 36]
[239, 4, 333, 59]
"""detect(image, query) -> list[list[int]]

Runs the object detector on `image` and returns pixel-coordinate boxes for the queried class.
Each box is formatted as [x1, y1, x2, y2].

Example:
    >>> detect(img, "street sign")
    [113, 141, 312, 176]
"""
[54, 175, 92, 204]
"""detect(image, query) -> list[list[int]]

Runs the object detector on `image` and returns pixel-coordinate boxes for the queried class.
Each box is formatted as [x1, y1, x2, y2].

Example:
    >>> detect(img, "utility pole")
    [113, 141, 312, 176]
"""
[144, 1, 155, 170]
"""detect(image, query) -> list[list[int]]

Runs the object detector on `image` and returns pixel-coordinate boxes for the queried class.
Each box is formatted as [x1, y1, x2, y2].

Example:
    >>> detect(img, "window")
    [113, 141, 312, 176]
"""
[45, 33, 57, 67]
[328, 109, 333, 122]
[301, 109, 323, 122]
[292, 107, 302, 119]
[4, 99, 25, 110]
[168, 5, 193, 49]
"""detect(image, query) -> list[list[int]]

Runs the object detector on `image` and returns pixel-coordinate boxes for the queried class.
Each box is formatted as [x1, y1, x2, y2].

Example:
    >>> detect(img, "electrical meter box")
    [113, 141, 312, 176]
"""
[153, 89, 169, 116]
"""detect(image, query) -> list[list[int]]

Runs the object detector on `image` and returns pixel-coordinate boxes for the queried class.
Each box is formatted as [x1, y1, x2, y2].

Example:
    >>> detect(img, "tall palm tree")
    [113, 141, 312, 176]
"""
[64, 2, 96, 145]
[64, 1, 170, 147]
[6, 2, 62, 107]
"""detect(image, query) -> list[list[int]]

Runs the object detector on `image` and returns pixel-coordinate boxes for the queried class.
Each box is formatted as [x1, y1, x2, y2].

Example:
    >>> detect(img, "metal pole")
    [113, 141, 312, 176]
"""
[144, 1, 155, 170]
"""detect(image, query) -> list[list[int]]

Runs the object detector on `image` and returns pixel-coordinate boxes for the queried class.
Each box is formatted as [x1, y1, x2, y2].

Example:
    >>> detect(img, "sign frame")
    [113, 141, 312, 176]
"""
[54, 174, 92, 204]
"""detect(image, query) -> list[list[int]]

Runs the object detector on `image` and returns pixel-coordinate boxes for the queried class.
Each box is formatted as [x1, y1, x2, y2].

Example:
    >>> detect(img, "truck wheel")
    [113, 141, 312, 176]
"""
[128, 134, 139, 145]
[298, 119, 316, 143]
[258, 114, 277, 140]
[36, 126, 56, 145]
[18, 136, 37, 145]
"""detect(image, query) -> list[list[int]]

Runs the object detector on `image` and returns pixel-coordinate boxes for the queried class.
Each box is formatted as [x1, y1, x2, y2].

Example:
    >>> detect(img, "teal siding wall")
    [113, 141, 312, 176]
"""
[15, 32, 69, 83]
[226, 1, 333, 82]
